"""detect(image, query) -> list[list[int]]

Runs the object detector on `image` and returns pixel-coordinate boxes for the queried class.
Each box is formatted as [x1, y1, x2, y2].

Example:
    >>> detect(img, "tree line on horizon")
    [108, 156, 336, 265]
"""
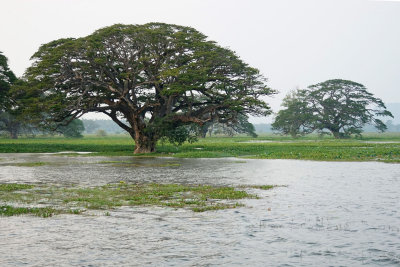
[0, 23, 394, 151]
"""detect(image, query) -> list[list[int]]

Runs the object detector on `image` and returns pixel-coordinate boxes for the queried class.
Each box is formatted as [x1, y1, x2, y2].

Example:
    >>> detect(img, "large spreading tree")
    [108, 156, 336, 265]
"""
[18, 23, 274, 152]
[272, 79, 393, 138]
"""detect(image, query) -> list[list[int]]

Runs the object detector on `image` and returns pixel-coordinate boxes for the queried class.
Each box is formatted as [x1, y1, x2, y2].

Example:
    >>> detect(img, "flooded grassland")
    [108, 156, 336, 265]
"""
[0, 153, 399, 266]
[1, 135, 400, 162]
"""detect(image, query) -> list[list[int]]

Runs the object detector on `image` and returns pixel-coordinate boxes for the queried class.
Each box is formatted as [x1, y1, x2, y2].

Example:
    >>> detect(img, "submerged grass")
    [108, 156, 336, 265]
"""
[1, 134, 400, 162]
[0, 182, 276, 217]
[0, 205, 60, 217]
[6, 162, 48, 167]
[97, 160, 182, 167]
[0, 183, 35, 192]
[247, 185, 276, 190]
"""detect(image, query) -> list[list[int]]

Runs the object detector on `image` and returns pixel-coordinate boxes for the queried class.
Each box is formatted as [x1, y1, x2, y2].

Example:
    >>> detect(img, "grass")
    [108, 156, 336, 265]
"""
[246, 185, 276, 190]
[0, 182, 276, 217]
[0, 183, 35, 192]
[7, 162, 48, 167]
[1, 133, 400, 162]
[0, 205, 61, 217]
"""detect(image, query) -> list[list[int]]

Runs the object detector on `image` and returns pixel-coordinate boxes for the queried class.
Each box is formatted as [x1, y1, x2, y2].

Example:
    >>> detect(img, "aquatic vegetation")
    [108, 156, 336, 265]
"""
[192, 203, 244, 212]
[0, 205, 60, 217]
[97, 160, 132, 164]
[0, 182, 276, 217]
[98, 161, 181, 167]
[1, 134, 400, 162]
[0, 183, 35, 192]
[247, 185, 276, 190]
[7, 162, 48, 167]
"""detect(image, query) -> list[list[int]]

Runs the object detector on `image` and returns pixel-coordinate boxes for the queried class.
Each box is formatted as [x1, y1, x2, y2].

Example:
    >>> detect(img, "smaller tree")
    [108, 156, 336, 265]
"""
[307, 79, 392, 138]
[273, 79, 393, 138]
[95, 129, 107, 137]
[271, 90, 313, 138]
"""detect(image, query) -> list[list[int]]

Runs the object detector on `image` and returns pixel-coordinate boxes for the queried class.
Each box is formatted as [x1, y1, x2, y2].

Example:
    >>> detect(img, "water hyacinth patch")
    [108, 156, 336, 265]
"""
[0, 182, 277, 217]
[0, 135, 399, 162]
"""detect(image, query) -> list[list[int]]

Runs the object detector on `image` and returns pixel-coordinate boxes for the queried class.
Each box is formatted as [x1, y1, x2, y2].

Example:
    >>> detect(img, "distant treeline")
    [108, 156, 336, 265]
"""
[82, 119, 126, 135]
[82, 119, 400, 136]
[363, 120, 400, 133]
[255, 121, 400, 134]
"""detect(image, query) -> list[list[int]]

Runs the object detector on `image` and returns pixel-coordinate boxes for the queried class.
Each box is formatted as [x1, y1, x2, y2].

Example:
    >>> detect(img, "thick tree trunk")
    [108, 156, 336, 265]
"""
[134, 141, 156, 154]
[331, 131, 341, 139]
[124, 114, 158, 154]
[133, 131, 157, 154]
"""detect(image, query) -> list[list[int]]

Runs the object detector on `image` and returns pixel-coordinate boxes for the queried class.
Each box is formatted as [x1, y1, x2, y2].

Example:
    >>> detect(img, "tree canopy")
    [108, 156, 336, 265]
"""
[0, 52, 22, 138]
[200, 114, 257, 138]
[0, 52, 17, 110]
[271, 90, 314, 138]
[18, 23, 274, 152]
[272, 79, 393, 138]
[57, 119, 85, 138]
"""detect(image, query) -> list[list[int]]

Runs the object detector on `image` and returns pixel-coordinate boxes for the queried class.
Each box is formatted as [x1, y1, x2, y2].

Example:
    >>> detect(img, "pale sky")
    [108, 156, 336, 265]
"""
[1, 0, 399, 122]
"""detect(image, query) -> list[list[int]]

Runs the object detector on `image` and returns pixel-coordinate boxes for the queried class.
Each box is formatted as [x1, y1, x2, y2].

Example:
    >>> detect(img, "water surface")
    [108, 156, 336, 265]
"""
[0, 153, 399, 266]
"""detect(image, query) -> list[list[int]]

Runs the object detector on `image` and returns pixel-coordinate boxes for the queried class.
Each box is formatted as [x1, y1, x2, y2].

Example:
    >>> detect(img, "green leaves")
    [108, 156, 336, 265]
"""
[21, 23, 274, 152]
[273, 79, 393, 138]
[272, 90, 313, 138]
[0, 51, 17, 108]
[57, 118, 85, 138]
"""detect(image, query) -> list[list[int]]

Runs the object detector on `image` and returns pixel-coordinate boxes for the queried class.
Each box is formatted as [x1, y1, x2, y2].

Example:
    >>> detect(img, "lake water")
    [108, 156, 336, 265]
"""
[0, 153, 399, 266]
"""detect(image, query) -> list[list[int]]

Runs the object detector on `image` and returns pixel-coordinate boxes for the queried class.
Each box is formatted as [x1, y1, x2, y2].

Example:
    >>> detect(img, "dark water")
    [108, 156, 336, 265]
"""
[0, 153, 399, 266]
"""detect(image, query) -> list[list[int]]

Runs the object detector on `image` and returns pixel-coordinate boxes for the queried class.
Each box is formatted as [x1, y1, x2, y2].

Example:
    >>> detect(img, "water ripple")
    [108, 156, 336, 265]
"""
[0, 154, 399, 266]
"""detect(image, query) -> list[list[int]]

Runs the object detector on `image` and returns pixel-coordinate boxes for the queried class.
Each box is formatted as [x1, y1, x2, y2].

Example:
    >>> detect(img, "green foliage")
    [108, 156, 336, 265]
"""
[0, 183, 34, 192]
[1, 135, 400, 162]
[0, 52, 25, 139]
[202, 114, 257, 138]
[0, 205, 59, 217]
[0, 51, 17, 107]
[157, 122, 198, 146]
[57, 119, 85, 138]
[19, 23, 275, 153]
[162, 125, 198, 146]
[7, 162, 47, 167]
[247, 185, 275, 190]
[272, 90, 314, 138]
[272, 80, 393, 138]
[232, 114, 258, 137]
[95, 129, 107, 137]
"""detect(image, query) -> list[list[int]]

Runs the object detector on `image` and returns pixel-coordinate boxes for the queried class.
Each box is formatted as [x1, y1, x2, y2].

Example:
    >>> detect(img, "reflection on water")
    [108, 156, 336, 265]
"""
[0, 153, 399, 266]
